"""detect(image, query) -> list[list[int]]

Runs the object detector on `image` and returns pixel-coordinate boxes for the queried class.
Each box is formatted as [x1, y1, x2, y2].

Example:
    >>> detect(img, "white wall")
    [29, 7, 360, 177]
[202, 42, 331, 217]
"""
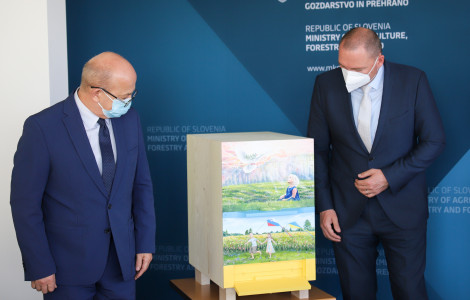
[48, 0, 69, 105]
[0, 0, 68, 298]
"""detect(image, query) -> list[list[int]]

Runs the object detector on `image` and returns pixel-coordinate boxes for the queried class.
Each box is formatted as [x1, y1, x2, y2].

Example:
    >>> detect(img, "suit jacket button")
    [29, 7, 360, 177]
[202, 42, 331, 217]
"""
[369, 156, 375, 161]
[104, 228, 111, 234]
[108, 204, 112, 209]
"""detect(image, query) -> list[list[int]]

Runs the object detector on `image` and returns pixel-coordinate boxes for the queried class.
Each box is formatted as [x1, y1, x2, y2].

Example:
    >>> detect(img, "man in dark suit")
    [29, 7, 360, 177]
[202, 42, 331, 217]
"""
[11, 52, 156, 299]
[307, 28, 445, 300]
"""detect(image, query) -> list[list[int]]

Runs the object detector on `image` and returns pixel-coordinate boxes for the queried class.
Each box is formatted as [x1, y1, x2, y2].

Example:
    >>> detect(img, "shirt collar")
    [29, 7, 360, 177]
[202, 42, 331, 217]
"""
[367, 64, 384, 91]
[74, 88, 100, 130]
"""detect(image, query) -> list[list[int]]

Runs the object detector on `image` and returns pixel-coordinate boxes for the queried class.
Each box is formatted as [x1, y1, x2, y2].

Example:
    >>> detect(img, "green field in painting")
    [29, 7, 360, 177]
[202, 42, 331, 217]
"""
[222, 180, 314, 212]
[223, 232, 315, 266]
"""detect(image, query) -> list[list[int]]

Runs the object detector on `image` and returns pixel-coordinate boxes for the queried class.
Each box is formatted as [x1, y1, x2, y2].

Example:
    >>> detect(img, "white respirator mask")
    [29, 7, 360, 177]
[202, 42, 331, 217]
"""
[341, 56, 379, 93]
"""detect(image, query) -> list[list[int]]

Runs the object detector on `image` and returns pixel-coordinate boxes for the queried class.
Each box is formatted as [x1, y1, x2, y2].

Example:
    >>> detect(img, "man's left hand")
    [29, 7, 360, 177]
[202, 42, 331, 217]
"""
[355, 168, 389, 198]
[135, 253, 153, 280]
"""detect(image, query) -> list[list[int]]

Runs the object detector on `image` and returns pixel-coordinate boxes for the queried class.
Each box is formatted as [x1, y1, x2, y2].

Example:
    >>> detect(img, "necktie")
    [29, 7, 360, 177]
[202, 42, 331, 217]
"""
[98, 119, 115, 194]
[357, 85, 372, 152]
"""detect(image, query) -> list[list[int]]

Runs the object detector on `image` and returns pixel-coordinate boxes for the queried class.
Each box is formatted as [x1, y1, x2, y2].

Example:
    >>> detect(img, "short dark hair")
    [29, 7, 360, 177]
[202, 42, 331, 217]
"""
[340, 27, 382, 57]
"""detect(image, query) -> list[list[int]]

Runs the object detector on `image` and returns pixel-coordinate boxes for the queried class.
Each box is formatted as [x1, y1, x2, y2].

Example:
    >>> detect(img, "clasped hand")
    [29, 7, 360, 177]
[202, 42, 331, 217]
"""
[354, 168, 389, 198]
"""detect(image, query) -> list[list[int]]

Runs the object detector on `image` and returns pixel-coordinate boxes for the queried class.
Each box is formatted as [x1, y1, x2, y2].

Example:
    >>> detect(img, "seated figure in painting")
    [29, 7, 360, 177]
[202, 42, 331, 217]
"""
[279, 174, 300, 201]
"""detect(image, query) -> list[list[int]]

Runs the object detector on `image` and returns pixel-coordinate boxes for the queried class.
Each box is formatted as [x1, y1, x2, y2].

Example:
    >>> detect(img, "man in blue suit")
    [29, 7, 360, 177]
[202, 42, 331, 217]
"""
[11, 52, 156, 299]
[307, 28, 445, 299]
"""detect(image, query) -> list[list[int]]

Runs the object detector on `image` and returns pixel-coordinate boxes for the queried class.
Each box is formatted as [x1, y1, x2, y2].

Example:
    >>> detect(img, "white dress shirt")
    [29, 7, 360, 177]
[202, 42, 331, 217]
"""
[74, 89, 117, 175]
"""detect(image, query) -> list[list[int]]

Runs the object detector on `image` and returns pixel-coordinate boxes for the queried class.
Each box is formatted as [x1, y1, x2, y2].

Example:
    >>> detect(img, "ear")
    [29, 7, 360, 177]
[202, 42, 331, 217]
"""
[90, 88, 101, 103]
[377, 54, 385, 68]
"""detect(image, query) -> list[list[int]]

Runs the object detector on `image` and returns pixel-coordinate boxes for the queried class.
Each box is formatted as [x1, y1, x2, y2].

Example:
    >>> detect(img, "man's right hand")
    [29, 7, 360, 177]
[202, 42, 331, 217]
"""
[31, 274, 57, 294]
[320, 209, 342, 242]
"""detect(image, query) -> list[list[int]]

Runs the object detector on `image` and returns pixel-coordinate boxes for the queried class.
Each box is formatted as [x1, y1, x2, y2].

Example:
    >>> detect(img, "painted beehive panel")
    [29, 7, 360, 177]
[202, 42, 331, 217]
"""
[221, 139, 315, 265]
[187, 132, 315, 295]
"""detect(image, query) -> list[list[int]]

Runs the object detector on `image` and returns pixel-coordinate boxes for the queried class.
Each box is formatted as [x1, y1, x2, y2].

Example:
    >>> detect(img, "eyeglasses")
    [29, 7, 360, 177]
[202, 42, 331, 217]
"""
[90, 86, 138, 107]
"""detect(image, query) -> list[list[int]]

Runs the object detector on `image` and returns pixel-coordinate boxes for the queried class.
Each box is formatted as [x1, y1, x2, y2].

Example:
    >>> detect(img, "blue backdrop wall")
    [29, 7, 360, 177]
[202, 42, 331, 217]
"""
[66, 1, 470, 299]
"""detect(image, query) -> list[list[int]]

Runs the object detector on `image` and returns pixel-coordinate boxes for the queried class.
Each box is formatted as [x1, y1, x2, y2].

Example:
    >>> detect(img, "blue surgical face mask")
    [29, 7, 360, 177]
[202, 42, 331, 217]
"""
[98, 93, 132, 118]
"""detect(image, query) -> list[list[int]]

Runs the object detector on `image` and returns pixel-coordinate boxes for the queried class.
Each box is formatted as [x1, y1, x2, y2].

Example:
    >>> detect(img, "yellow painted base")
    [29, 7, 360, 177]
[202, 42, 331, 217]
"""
[235, 278, 310, 296]
[223, 259, 315, 296]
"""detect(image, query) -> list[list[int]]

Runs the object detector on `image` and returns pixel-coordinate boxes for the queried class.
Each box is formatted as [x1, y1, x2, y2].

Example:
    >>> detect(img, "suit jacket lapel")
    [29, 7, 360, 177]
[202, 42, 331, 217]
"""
[109, 117, 126, 200]
[371, 61, 392, 152]
[62, 96, 109, 198]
